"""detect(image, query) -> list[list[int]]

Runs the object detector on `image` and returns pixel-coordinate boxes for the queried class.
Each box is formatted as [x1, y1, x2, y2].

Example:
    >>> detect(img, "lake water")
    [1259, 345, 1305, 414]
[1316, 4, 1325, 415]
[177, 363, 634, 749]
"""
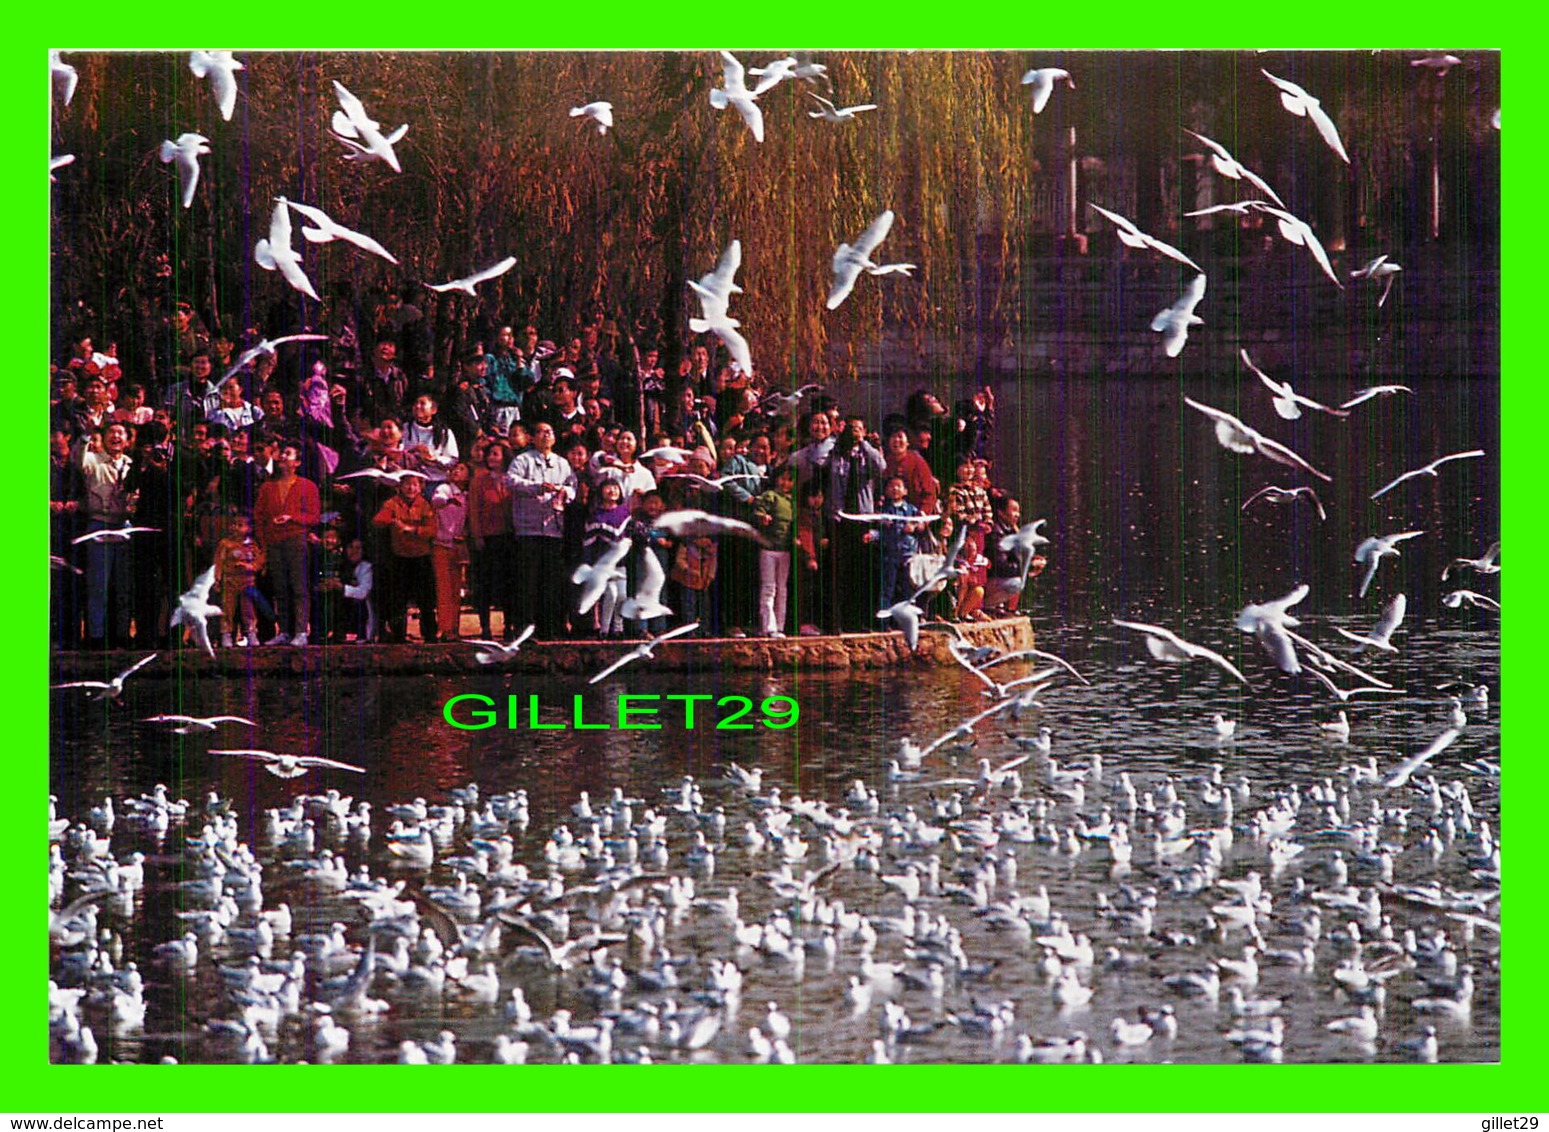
[49, 374, 1499, 1065]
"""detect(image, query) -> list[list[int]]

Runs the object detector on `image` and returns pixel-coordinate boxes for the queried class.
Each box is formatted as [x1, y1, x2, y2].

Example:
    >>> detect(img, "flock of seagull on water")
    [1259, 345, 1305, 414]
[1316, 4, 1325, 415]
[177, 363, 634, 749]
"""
[50, 50, 1496, 1064]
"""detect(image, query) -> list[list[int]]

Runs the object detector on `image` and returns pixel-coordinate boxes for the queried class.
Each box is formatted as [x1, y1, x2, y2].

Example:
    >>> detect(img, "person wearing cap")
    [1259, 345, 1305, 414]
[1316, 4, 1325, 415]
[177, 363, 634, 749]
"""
[505, 420, 577, 640]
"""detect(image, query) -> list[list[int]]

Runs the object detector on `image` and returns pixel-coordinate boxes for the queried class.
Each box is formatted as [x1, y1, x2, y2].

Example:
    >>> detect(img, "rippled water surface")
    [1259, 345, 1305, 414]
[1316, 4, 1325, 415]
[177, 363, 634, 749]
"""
[50, 375, 1499, 1065]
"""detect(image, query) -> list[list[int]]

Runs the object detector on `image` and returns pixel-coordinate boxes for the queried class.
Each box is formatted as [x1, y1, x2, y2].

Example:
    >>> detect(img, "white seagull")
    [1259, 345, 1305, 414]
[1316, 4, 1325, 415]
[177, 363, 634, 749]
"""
[619, 546, 672, 622]
[792, 52, 830, 89]
[73, 525, 161, 546]
[335, 467, 429, 485]
[1183, 129, 1284, 206]
[1261, 68, 1350, 164]
[143, 714, 255, 734]
[210, 749, 367, 778]
[427, 257, 518, 297]
[50, 154, 75, 182]
[1151, 274, 1209, 358]
[572, 539, 633, 616]
[747, 56, 798, 95]
[689, 238, 742, 322]
[1335, 593, 1407, 653]
[1235, 584, 1309, 675]
[1442, 590, 1500, 612]
[286, 200, 399, 265]
[464, 625, 536, 665]
[1411, 54, 1463, 76]
[654, 510, 762, 542]
[1340, 384, 1413, 410]
[1088, 203, 1203, 273]
[1112, 620, 1248, 685]
[1019, 67, 1075, 114]
[50, 50, 77, 106]
[999, 519, 1051, 587]
[1184, 397, 1331, 481]
[1239, 349, 1349, 420]
[1442, 541, 1500, 581]
[1354, 531, 1424, 598]
[709, 52, 764, 143]
[216, 334, 332, 390]
[158, 133, 211, 209]
[189, 51, 244, 121]
[254, 198, 321, 301]
[876, 601, 927, 652]
[827, 210, 913, 310]
[1369, 450, 1485, 501]
[169, 565, 224, 659]
[588, 623, 701, 685]
[51, 654, 157, 700]
[569, 101, 614, 135]
[1253, 203, 1343, 287]
[330, 81, 408, 172]
[1241, 484, 1327, 522]
[806, 94, 878, 123]
[1350, 254, 1402, 307]
[1382, 727, 1461, 789]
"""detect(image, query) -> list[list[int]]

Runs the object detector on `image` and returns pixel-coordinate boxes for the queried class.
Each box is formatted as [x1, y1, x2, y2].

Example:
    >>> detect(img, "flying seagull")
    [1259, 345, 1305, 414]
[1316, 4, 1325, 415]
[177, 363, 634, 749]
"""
[710, 52, 764, 143]
[427, 257, 518, 297]
[1382, 727, 1461, 790]
[51, 654, 157, 700]
[1183, 129, 1284, 206]
[876, 600, 927, 652]
[1112, 620, 1248, 685]
[216, 334, 332, 390]
[1241, 484, 1328, 522]
[588, 622, 701, 685]
[1235, 584, 1309, 675]
[50, 50, 77, 106]
[210, 749, 367, 778]
[1088, 203, 1202, 273]
[463, 625, 536, 665]
[827, 210, 914, 310]
[572, 539, 633, 616]
[158, 133, 211, 209]
[1184, 397, 1331, 482]
[1411, 54, 1463, 76]
[999, 519, 1051, 588]
[1152, 274, 1209, 358]
[619, 547, 672, 622]
[1340, 384, 1413, 411]
[169, 565, 223, 659]
[807, 94, 878, 123]
[1350, 255, 1402, 307]
[1442, 590, 1500, 612]
[1354, 531, 1425, 598]
[1019, 67, 1075, 114]
[188, 51, 244, 121]
[1252, 203, 1343, 287]
[1370, 451, 1485, 501]
[330, 81, 408, 172]
[747, 56, 798, 96]
[335, 467, 429, 485]
[1442, 542, 1500, 581]
[1261, 68, 1350, 163]
[1239, 349, 1349, 420]
[73, 525, 161, 546]
[50, 154, 75, 182]
[254, 197, 321, 301]
[143, 714, 255, 734]
[286, 200, 399, 265]
[569, 101, 613, 135]
[654, 509, 763, 542]
[1335, 593, 1407, 653]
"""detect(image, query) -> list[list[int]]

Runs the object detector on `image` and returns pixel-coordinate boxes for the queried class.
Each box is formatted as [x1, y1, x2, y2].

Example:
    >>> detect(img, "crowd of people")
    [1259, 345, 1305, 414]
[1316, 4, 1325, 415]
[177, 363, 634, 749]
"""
[51, 299, 1041, 651]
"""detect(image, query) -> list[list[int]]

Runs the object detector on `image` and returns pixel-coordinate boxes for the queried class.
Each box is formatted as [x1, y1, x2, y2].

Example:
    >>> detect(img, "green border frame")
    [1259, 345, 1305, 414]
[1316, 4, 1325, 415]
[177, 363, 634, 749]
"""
[18, 13, 1526, 1113]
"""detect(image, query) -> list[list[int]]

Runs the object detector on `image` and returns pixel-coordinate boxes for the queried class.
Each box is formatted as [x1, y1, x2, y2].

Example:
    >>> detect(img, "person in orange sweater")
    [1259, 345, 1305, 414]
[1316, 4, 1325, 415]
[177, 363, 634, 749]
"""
[253, 443, 321, 645]
[373, 472, 438, 642]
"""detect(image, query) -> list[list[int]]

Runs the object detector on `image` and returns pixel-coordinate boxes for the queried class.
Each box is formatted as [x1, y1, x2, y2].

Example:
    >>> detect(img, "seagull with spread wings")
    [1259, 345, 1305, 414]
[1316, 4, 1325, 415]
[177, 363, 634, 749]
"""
[463, 624, 536, 665]
[1241, 484, 1328, 522]
[216, 334, 331, 390]
[330, 81, 408, 172]
[1335, 593, 1407, 653]
[169, 566, 223, 659]
[709, 52, 764, 143]
[159, 133, 211, 209]
[1239, 349, 1349, 420]
[189, 51, 244, 121]
[1184, 397, 1331, 481]
[807, 93, 878, 123]
[1443, 542, 1499, 581]
[1350, 254, 1402, 307]
[143, 714, 255, 734]
[827, 210, 914, 310]
[1340, 384, 1413, 411]
[1088, 203, 1202, 274]
[286, 200, 399, 265]
[588, 622, 701, 685]
[427, 257, 517, 297]
[1112, 620, 1248, 685]
[1370, 450, 1485, 500]
[1183, 129, 1284, 206]
[210, 749, 366, 778]
[1235, 584, 1309, 675]
[1354, 531, 1424, 598]
[1151, 274, 1209, 358]
[52, 654, 157, 701]
[254, 197, 321, 301]
[1261, 68, 1350, 163]
[1019, 67, 1075, 114]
